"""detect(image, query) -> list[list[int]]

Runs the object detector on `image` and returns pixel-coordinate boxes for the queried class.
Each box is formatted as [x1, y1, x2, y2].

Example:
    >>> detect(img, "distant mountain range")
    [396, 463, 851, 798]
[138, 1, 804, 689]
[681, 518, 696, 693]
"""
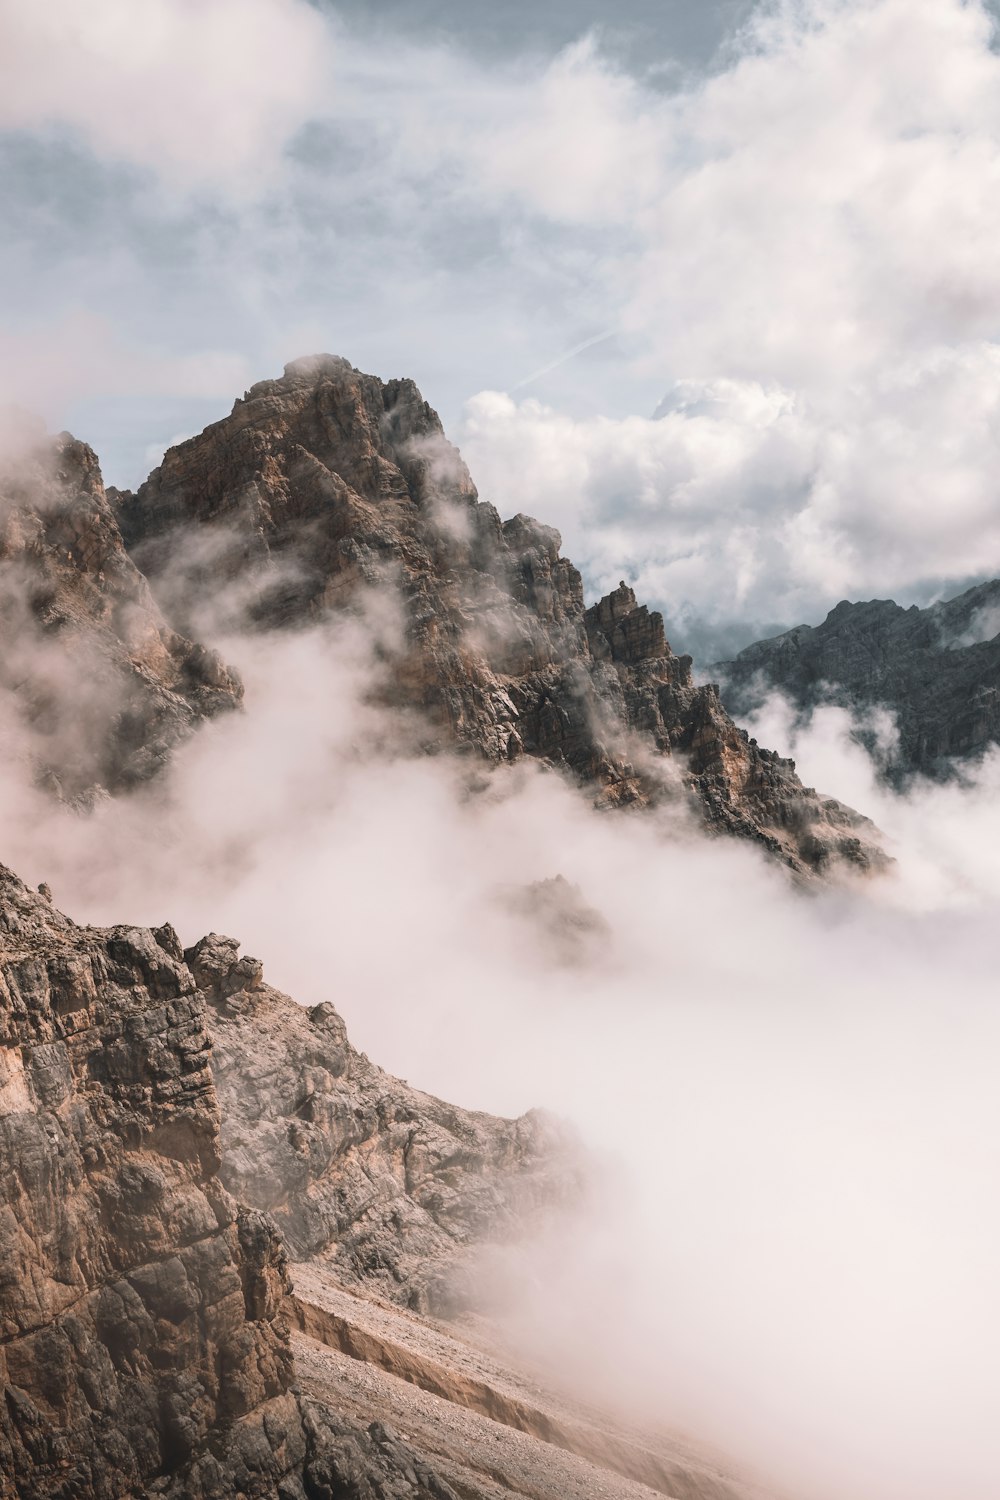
[716, 582, 1000, 781]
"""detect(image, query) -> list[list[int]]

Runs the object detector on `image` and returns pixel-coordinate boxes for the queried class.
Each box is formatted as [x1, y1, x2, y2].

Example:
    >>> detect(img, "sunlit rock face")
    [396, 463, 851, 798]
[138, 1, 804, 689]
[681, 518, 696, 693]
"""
[0, 869, 500, 1498]
[716, 581, 1000, 782]
[0, 870, 311, 1498]
[0, 430, 242, 802]
[114, 356, 881, 876]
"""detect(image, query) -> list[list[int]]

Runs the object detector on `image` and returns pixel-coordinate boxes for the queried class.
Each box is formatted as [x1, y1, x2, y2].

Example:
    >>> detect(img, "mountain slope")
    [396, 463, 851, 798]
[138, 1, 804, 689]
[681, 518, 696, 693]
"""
[113, 355, 882, 876]
[0, 426, 242, 801]
[194, 931, 581, 1316]
[717, 581, 1000, 780]
[0, 868, 574, 1499]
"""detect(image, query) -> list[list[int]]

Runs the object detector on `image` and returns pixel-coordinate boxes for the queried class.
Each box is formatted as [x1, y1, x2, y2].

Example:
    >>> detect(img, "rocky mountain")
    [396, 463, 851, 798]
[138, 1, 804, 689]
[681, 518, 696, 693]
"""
[716, 581, 1000, 781]
[112, 355, 881, 876]
[0, 358, 822, 1500]
[0, 867, 575, 1499]
[195, 931, 580, 1317]
[0, 424, 242, 802]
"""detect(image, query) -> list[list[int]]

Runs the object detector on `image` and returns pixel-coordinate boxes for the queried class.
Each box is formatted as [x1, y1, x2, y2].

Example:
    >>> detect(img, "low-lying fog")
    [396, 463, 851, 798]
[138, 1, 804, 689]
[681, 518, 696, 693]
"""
[2, 616, 998, 1500]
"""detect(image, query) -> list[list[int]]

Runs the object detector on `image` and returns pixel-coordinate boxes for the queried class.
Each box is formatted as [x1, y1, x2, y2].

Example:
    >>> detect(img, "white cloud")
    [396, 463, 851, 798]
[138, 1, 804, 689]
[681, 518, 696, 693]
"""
[0, 0, 334, 194]
[405, 0, 1000, 644]
[0, 310, 252, 415]
[458, 342, 1000, 651]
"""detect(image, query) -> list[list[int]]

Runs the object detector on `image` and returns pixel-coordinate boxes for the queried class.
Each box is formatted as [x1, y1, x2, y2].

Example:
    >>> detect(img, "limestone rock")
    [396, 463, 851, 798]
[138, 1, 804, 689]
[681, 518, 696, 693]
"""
[0, 870, 466, 1498]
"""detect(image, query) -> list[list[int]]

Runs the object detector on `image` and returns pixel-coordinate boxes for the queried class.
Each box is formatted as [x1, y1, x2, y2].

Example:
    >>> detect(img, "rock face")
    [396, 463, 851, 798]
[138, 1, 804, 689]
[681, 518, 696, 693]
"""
[114, 355, 880, 876]
[189, 931, 583, 1316]
[0, 428, 242, 801]
[0, 870, 307, 1497]
[0, 868, 491, 1498]
[716, 581, 1000, 781]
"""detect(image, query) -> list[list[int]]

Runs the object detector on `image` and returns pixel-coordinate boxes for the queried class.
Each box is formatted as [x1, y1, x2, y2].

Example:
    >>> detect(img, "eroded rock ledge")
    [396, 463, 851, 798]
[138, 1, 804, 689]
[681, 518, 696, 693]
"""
[192, 930, 583, 1316]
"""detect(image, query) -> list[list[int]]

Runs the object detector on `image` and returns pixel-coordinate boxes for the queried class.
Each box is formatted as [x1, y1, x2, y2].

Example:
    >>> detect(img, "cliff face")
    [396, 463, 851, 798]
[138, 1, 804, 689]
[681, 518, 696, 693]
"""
[114, 355, 880, 876]
[0, 429, 242, 801]
[717, 581, 1000, 781]
[1, 869, 546, 1497]
[194, 932, 581, 1316]
[0, 866, 581, 1498]
[0, 871, 311, 1498]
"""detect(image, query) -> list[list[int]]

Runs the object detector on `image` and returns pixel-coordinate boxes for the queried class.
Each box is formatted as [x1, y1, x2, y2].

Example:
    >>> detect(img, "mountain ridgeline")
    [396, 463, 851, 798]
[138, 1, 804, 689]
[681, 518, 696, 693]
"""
[717, 582, 1000, 782]
[0, 425, 242, 802]
[107, 353, 881, 876]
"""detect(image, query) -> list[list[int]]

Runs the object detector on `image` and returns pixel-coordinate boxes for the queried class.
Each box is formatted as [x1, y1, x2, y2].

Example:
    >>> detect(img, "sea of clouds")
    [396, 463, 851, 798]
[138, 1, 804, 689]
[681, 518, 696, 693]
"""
[0, 605, 993, 1500]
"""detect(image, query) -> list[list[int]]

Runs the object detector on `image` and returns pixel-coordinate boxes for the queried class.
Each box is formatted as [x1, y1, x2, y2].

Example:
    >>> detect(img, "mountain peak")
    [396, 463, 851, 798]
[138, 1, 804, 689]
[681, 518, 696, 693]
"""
[112, 358, 884, 877]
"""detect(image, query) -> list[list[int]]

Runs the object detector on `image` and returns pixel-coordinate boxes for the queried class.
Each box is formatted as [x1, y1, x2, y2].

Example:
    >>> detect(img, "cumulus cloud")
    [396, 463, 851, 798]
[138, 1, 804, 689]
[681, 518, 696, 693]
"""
[423, 0, 1000, 651]
[0, 0, 334, 193]
[458, 342, 1000, 657]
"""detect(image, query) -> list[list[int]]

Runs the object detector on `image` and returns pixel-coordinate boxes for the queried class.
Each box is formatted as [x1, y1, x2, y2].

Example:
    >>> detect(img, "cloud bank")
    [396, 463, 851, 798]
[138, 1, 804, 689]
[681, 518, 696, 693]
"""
[0, 603, 994, 1500]
[0, 0, 333, 193]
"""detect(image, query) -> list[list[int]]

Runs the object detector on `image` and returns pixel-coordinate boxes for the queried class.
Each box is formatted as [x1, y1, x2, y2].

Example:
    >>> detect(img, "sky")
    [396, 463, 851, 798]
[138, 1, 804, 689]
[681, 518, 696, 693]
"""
[5, 0, 1000, 656]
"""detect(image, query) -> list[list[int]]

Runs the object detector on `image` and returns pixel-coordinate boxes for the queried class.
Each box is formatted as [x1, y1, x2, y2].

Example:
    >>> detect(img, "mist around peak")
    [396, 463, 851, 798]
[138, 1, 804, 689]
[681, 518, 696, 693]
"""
[0, 576, 990, 1499]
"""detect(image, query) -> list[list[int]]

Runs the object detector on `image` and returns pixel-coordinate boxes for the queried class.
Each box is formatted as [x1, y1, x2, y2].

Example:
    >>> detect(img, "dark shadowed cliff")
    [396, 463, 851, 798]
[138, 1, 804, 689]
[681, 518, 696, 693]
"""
[716, 581, 1000, 781]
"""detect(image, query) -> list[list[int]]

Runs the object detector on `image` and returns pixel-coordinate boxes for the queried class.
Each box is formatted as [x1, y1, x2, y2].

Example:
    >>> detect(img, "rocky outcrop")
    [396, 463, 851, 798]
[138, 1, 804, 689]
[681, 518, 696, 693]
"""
[716, 581, 1000, 781]
[190, 932, 583, 1316]
[0, 869, 308, 1497]
[0, 868, 506, 1497]
[0, 427, 241, 801]
[113, 356, 881, 876]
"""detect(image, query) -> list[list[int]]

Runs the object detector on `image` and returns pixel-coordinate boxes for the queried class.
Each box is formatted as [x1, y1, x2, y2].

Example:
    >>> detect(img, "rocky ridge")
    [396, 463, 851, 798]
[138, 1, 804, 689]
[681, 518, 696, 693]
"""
[0, 868, 566, 1498]
[716, 581, 1000, 781]
[0, 426, 242, 801]
[194, 931, 581, 1316]
[113, 355, 881, 876]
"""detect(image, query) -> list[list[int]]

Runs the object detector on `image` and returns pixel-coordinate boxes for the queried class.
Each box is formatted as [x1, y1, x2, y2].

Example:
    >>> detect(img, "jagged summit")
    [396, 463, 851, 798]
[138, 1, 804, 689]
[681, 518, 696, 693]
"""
[105, 355, 882, 875]
[717, 580, 1000, 781]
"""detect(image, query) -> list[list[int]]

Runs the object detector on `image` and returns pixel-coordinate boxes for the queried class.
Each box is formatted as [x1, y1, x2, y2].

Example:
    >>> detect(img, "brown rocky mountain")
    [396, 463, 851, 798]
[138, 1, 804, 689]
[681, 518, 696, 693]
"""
[194, 931, 579, 1317]
[0, 425, 242, 802]
[0, 867, 575, 1499]
[0, 861, 779, 1499]
[112, 354, 881, 876]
